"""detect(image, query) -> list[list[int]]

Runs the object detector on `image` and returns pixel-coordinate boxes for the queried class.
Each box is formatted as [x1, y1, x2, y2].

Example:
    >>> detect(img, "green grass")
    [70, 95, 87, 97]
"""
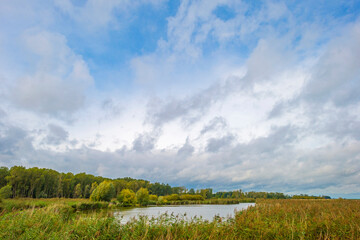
[1, 199, 359, 239]
[0, 198, 114, 213]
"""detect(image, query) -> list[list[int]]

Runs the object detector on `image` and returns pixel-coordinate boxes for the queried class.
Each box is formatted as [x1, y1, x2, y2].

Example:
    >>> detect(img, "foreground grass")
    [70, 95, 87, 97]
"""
[0, 199, 359, 239]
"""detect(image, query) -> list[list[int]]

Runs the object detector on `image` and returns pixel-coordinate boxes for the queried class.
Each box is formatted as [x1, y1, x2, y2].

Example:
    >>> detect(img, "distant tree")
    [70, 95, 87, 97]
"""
[172, 187, 185, 195]
[90, 181, 115, 202]
[73, 183, 82, 198]
[0, 185, 12, 199]
[200, 188, 213, 199]
[188, 188, 195, 195]
[149, 182, 172, 196]
[136, 188, 150, 206]
[117, 189, 136, 206]
[113, 179, 128, 195]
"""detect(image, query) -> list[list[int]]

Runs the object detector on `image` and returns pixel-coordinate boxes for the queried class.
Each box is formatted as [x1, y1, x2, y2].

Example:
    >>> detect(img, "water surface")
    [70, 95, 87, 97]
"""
[114, 203, 255, 223]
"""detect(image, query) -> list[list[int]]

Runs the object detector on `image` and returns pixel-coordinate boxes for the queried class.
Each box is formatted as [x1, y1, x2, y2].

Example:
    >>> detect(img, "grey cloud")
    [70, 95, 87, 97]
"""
[236, 125, 297, 155]
[200, 117, 227, 135]
[0, 108, 6, 119]
[206, 134, 235, 153]
[146, 80, 233, 127]
[177, 138, 194, 157]
[0, 126, 28, 155]
[315, 110, 360, 141]
[1, 119, 360, 197]
[132, 132, 157, 153]
[0, 125, 34, 168]
[267, 101, 288, 119]
[101, 98, 122, 118]
[45, 124, 69, 145]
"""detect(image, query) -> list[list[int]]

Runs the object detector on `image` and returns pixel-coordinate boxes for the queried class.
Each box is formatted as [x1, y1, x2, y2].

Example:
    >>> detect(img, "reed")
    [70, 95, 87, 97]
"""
[0, 199, 359, 239]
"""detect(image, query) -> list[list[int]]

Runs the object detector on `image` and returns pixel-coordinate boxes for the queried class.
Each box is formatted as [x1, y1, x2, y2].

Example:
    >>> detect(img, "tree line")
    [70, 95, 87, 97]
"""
[0, 166, 330, 201]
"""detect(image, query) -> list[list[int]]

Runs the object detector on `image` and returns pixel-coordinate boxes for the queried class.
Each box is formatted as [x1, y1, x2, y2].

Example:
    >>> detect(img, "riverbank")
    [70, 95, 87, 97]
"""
[1, 199, 359, 239]
[0, 197, 255, 213]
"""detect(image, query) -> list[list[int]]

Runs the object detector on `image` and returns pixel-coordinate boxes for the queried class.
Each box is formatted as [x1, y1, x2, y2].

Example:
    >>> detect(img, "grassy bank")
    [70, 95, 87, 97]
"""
[0, 197, 254, 213]
[1, 199, 359, 239]
[0, 198, 111, 212]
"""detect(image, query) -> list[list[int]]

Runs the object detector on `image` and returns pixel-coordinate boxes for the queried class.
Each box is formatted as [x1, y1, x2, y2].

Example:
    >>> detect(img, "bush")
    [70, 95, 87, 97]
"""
[180, 194, 204, 201]
[165, 194, 179, 201]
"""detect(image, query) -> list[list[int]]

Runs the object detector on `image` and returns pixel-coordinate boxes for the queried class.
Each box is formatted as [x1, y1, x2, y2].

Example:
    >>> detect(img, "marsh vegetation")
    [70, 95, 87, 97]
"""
[1, 199, 359, 239]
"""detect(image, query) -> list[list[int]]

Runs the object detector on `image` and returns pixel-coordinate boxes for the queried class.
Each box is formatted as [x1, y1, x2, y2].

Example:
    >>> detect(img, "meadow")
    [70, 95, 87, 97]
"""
[1, 199, 359, 239]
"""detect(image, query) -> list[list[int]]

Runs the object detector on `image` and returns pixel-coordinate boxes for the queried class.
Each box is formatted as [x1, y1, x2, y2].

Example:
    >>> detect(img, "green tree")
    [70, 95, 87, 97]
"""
[90, 181, 115, 202]
[157, 196, 167, 205]
[90, 182, 98, 195]
[200, 188, 213, 199]
[84, 185, 91, 198]
[0, 185, 12, 199]
[73, 183, 82, 198]
[117, 189, 136, 206]
[136, 188, 150, 206]
[149, 194, 158, 201]
[0, 167, 9, 188]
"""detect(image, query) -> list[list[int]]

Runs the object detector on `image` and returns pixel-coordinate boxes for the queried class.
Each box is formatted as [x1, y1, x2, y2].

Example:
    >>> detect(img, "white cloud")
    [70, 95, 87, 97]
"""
[9, 30, 93, 118]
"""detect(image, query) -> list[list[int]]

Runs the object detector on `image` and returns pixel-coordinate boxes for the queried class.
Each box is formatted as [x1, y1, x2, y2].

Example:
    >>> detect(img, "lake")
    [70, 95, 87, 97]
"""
[114, 203, 255, 223]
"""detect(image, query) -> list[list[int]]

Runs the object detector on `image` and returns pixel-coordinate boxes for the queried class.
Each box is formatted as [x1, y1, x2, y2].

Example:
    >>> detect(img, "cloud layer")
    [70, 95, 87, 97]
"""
[0, 0, 360, 197]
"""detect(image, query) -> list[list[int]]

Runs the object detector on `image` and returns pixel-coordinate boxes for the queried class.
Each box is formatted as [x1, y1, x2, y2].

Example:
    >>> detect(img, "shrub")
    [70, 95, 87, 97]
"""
[180, 194, 204, 201]
[165, 194, 179, 201]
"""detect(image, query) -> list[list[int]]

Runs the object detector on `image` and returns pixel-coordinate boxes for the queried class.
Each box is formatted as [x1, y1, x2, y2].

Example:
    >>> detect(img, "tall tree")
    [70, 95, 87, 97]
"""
[0, 167, 9, 188]
[73, 183, 82, 198]
[90, 181, 115, 202]
[136, 188, 149, 206]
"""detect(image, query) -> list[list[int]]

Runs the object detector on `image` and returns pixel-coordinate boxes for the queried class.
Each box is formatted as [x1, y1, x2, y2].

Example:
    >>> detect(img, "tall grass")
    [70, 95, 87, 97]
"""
[1, 199, 359, 239]
[0, 198, 93, 212]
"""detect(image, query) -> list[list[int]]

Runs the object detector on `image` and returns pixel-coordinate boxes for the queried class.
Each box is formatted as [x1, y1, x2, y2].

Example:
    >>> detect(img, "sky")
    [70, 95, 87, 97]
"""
[0, 0, 360, 198]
